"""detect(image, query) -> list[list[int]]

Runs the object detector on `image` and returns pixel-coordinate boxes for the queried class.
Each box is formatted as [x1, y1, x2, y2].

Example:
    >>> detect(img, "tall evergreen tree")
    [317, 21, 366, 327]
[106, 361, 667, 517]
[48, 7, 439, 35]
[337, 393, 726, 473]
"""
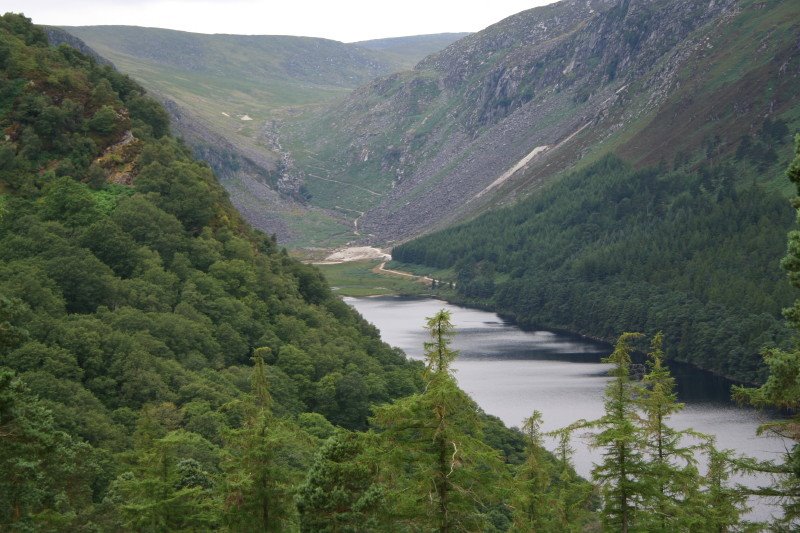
[734, 135, 800, 530]
[372, 310, 511, 531]
[592, 332, 647, 533]
[636, 332, 703, 531]
[295, 430, 385, 532]
[220, 348, 312, 532]
[512, 411, 595, 532]
[700, 440, 749, 532]
[512, 411, 551, 531]
[105, 429, 220, 532]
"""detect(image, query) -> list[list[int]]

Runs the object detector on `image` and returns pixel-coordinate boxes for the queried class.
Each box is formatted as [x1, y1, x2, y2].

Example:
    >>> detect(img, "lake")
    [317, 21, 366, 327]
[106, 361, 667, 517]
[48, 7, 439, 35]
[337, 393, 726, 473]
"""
[345, 295, 788, 521]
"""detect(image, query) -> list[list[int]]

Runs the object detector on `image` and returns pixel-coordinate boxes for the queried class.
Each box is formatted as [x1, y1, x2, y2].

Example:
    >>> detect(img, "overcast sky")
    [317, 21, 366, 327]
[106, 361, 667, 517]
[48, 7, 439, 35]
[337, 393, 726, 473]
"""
[5, 0, 557, 42]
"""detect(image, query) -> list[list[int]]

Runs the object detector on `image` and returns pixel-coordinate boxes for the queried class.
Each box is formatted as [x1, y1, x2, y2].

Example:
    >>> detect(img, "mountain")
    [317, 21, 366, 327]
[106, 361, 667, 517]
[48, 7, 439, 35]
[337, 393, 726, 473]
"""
[55, 1, 800, 383]
[386, 0, 800, 383]
[2, 10, 791, 530]
[287, 0, 799, 244]
[355, 33, 471, 70]
[57, 26, 467, 246]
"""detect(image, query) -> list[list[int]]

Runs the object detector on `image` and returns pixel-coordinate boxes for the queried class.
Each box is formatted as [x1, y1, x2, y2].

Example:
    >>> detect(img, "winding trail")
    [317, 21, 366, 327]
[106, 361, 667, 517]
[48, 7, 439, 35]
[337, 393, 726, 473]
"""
[374, 261, 434, 285]
[334, 205, 365, 235]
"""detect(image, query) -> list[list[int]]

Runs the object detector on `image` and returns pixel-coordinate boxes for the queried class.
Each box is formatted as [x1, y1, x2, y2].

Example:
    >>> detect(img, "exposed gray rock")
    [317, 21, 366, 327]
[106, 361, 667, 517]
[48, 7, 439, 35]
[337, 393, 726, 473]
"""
[289, 0, 742, 243]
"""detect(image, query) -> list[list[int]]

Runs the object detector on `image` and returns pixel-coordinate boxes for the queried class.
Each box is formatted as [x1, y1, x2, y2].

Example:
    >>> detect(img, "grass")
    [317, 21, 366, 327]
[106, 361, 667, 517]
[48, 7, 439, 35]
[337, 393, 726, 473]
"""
[283, 210, 354, 249]
[385, 260, 455, 282]
[316, 260, 437, 297]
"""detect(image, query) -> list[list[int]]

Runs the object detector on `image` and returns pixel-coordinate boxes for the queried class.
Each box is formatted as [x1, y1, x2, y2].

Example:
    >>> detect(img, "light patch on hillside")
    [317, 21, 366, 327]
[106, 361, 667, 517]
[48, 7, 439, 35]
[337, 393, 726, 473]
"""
[320, 246, 391, 264]
[473, 145, 550, 200]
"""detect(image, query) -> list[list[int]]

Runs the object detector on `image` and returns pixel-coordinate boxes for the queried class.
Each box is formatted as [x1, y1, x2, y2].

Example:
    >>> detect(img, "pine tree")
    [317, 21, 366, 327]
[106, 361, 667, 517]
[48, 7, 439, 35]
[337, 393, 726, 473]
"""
[592, 332, 646, 533]
[220, 347, 312, 532]
[372, 309, 511, 531]
[733, 135, 800, 530]
[295, 430, 385, 532]
[512, 411, 551, 531]
[636, 332, 702, 531]
[700, 441, 749, 532]
[106, 430, 220, 532]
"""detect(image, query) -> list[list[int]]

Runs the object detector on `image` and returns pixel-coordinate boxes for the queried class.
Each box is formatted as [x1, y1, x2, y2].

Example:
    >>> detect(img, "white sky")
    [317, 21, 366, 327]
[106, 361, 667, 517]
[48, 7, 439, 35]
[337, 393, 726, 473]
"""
[4, 0, 557, 42]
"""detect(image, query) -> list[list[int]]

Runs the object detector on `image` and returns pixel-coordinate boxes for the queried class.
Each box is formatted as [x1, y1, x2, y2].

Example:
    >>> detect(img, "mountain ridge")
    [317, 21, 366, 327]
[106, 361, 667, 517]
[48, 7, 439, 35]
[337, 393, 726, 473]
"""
[288, 0, 775, 243]
[58, 25, 468, 245]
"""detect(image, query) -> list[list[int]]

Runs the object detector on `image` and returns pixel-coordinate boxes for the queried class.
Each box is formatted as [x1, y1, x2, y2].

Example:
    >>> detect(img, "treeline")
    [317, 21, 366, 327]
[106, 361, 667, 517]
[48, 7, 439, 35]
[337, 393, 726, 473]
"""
[394, 145, 797, 383]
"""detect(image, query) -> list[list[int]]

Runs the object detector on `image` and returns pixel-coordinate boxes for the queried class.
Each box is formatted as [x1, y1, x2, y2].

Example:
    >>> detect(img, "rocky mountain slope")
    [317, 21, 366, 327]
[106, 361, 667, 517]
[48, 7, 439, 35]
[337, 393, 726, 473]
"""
[288, 0, 799, 244]
[386, 0, 800, 383]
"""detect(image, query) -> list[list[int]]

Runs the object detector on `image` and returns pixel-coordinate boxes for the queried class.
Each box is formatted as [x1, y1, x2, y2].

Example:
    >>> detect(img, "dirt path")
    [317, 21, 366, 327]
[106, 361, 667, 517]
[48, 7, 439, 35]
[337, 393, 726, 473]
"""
[374, 261, 433, 285]
[334, 205, 365, 234]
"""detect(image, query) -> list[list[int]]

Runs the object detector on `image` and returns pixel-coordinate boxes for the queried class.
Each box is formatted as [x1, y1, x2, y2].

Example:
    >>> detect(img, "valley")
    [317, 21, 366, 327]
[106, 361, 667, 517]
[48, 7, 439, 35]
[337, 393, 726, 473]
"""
[54, 26, 468, 245]
[2, 0, 800, 528]
[53, 0, 800, 386]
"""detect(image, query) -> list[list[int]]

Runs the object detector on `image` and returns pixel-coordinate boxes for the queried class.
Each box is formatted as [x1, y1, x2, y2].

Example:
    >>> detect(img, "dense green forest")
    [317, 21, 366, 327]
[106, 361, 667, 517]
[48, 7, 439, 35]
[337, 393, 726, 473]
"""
[394, 136, 799, 383]
[0, 14, 429, 529]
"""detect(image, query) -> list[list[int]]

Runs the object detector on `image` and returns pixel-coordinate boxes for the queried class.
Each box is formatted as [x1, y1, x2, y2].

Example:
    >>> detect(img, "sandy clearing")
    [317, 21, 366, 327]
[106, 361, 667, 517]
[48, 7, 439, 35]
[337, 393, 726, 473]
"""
[315, 246, 391, 264]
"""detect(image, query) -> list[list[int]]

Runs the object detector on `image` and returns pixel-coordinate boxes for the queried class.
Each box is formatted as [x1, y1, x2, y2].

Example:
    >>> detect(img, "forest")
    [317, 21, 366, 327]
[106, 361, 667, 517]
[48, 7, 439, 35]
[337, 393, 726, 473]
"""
[2, 13, 800, 532]
[394, 141, 797, 384]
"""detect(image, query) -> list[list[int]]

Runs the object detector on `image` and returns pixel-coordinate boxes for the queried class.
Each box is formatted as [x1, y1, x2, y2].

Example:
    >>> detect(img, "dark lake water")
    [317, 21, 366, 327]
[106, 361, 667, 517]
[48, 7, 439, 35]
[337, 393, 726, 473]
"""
[345, 295, 788, 521]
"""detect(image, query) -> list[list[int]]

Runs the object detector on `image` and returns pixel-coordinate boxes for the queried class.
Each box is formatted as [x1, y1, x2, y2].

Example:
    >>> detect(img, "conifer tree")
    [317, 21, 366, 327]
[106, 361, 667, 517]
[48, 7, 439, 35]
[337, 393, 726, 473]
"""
[549, 423, 597, 531]
[221, 347, 312, 532]
[734, 135, 800, 530]
[700, 440, 748, 532]
[106, 429, 220, 532]
[592, 332, 646, 533]
[636, 332, 702, 532]
[372, 310, 511, 532]
[295, 430, 385, 532]
[512, 411, 551, 531]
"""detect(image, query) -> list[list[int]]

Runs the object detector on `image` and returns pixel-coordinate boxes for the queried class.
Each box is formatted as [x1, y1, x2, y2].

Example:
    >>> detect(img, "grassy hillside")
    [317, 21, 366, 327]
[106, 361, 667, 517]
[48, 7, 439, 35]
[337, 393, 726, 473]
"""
[60, 25, 396, 181]
[57, 26, 466, 247]
[355, 33, 470, 70]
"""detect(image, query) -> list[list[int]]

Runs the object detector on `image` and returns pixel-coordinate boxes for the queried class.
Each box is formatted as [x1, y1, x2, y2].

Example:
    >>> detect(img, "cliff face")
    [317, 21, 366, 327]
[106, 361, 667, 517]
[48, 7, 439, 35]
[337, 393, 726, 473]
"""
[288, 0, 798, 244]
[43, 26, 113, 65]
